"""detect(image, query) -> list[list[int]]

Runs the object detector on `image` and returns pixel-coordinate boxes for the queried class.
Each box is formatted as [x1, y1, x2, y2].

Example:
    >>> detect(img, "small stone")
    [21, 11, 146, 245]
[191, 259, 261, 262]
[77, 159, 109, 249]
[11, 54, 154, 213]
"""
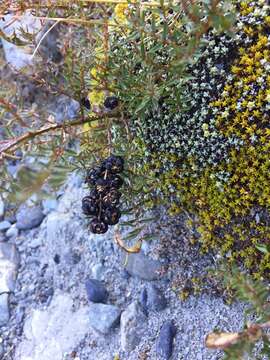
[0, 293, 10, 326]
[5, 225, 19, 238]
[125, 252, 164, 281]
[140, 285, 166, 313]
[156, 321, 176, 360]
[0, 221, 11, 232]
[53, 254, 60, 264]
[91, 263, 106, 280]
[16, 205, 45, 230]
[120, 301, 147, 351]
[85, 279, 108, 303]
[89, 303, 121, 334]
[42, 198, 58, 215]
[0, 242, 20, 293]
[0, 199, 4, 218]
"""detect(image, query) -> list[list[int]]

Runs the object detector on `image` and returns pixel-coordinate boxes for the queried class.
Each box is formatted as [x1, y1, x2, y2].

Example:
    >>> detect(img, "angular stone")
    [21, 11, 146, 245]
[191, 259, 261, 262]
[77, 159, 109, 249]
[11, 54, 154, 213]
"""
[89, 303, 121, 334]
[16, 292, 90, 360]
[125, 252, 163, 280]
[120, 301, 147, 351]
[0, 221, 11, 232]
[140, 285, 167, 313]
[156, 321, 176, 360]
[85, 279, 108, 303]
[0, 242, 20, 293]
[0, 293, 10, 326]
[16, 205, 45, 230]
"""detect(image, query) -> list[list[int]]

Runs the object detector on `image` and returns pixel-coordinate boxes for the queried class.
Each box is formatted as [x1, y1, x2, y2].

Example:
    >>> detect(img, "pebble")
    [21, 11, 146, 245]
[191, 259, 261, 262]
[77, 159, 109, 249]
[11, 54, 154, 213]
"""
[16, 205, 45, 230]
[120, 301, 147, 351]
[140, 284, 166, 313]
[85, 279, 108, 303]
[89, 303, 121, 334]
[5, 225, 19, 238]
[125, 252, 164, 280]
[156, 321, 176, 360]
[0, 220, 11, 232]
[0, 293, 10, 326]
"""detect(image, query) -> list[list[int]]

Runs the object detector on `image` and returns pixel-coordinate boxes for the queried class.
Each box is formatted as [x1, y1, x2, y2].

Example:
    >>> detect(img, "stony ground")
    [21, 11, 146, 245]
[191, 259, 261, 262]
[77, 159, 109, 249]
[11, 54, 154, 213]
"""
[0, 173, 247, 360]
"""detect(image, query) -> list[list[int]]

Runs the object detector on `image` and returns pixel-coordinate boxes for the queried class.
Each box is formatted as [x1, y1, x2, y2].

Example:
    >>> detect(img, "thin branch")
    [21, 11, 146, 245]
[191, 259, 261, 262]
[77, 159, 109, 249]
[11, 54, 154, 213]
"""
[0, 111, 120, 157]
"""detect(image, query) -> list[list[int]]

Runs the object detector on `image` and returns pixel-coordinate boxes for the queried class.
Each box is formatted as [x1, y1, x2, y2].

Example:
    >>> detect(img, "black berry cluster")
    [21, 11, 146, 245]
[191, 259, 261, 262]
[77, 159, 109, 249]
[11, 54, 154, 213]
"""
[82, 155, 124, 234]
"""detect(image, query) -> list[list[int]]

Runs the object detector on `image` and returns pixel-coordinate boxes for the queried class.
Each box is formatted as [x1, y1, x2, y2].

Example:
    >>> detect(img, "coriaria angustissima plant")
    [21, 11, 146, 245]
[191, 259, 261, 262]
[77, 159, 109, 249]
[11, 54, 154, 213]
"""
[1, 1, 270, 277]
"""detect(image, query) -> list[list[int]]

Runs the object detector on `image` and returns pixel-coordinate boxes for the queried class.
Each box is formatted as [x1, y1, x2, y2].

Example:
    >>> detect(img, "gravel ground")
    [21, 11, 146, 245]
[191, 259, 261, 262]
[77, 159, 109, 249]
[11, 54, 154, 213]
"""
[0, 174, 247, 360]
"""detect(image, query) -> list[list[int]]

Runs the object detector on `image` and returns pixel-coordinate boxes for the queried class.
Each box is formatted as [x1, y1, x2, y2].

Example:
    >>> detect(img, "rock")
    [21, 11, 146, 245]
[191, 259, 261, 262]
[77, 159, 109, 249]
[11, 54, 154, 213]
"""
[15, 292, 90, 360]
[89, 303, 121, 334]
[16, 205, 45, 230]
[120, 301, 147, 351]
[0, 199, 4, 218]
[0, 242, 20, 293]
[0, 343, 3, 357]
[0, 11, 42, 70]
[52, 95, 80, 124]
[42, 199, 58, 215]
[0, 293, 10, 326]
[6, 225, 19, 238]
[125, 252, 163, 280]
[140, 285, 166, 313]
[91, 263, 106, 280]
[0, 221, 11, 232]
[85, 279, 108, 303]
[156, 321, 176, 360]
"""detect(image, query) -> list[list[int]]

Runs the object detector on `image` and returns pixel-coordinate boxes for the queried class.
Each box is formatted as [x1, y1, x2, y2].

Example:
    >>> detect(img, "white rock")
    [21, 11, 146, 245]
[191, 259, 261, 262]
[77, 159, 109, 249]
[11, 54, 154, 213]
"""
[0, 11, 43, 70]
[15, 292, 90, 360]
[0, 199, 4, 218]
[0, 293, 10, 326]
[0, 243, 20, 293]
[6, 225, 19, 239]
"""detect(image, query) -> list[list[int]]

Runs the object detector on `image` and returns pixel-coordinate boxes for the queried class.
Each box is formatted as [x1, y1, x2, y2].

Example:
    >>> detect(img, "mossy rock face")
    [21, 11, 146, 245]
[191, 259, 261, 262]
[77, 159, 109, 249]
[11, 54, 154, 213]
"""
[111, 1, 270, 278]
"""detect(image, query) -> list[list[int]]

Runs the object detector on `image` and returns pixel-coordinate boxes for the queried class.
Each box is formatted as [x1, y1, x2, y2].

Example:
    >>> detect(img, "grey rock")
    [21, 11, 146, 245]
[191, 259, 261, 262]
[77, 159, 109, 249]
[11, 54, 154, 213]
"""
[0, 199, 4, 218]
[0, 221, 11, 231]
[120, 301, 147, 351]
[0, 344, 3, 357]
[16, 292, 90, 360]
[89, 303, 121, 334]
[6, 225, 19, 238]
[85, 279, 108, 303]
[0, 242, 20, 293]
[156, 321, 176, 360]
[52, 95, 80, 124]
[16, 205, 45, 230]
[140, 285, 166, 313]
[0, 293, 10, 326]
[125, 252, 163, 280]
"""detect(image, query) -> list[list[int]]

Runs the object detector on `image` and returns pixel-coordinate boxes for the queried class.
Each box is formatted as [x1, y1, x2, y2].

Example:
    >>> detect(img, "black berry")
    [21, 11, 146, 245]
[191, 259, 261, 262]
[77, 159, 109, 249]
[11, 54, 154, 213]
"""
[90, 218, 108, 234]
[110, 175, 124, 189]
[80, 97, 91, 110]
[102, 188, 121, 207]
[102, 207, 121, 225]
[104, 96, 119, 110]
[85, 167, 104, 186]
[82, 196, 98, 216]
[103, 155, 124, 174]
